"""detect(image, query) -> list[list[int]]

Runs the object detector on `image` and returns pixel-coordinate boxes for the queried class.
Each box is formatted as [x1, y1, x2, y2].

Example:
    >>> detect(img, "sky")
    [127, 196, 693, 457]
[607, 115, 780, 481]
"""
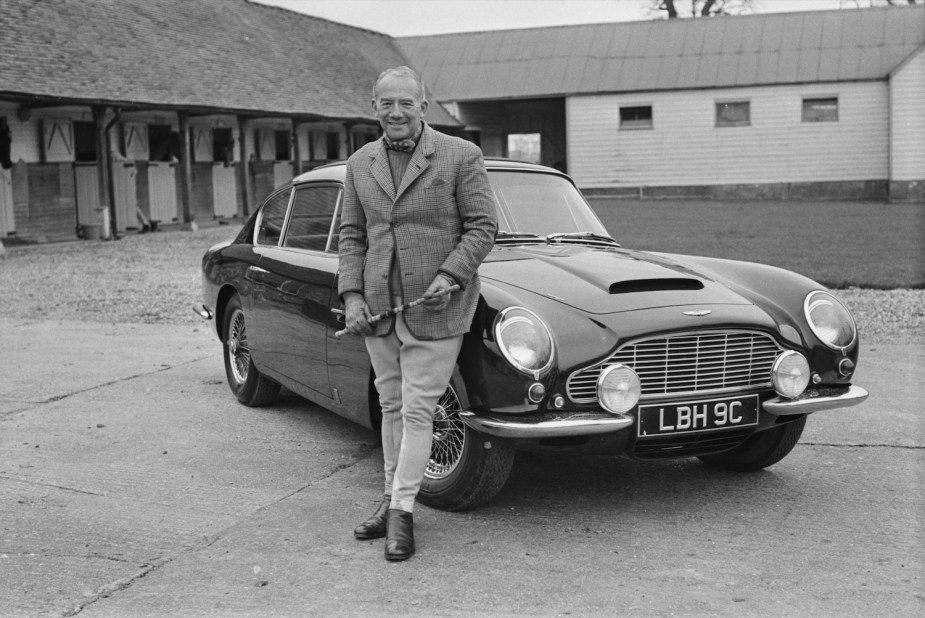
[255, 0, 849, 36]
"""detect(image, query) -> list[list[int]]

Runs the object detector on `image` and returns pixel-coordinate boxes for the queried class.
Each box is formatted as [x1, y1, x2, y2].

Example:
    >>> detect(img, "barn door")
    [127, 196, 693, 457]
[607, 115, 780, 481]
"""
[212, 163, 237, 218]
[74, 163, 100, 226]
[112, 162, 137, 231]
[147, 162, 177, 223]
[0, 166, 14, 237]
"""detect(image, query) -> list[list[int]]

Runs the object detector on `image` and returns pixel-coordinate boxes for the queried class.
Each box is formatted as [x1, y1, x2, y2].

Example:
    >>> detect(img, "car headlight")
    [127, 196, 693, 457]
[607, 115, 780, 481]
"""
[597, 364, 641, 414]
[804, 290, 857, 352]
[494, 307, 554, 379]
[771, 350, 810, 399]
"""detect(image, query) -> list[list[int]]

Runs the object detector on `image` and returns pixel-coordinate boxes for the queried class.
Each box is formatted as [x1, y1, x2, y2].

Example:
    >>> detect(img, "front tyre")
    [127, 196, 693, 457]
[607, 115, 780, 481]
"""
[222, 293, 280, 407]
[418, 381, 515, 512]
[698, 415, 807, 472]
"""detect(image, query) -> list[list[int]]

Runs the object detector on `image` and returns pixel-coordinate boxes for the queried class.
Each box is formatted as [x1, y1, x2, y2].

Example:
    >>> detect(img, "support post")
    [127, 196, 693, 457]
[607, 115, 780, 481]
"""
[237, 115, 253, 216]
[177, 112, 193, 227]
[291, 118, 302, 178]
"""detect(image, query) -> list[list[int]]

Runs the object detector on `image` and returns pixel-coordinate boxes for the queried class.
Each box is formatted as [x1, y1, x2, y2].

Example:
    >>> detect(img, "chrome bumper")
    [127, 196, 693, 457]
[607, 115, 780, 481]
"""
[763, 385, 869, 416]
[459, 410, 633, 439]
[193, 303, 213, 320]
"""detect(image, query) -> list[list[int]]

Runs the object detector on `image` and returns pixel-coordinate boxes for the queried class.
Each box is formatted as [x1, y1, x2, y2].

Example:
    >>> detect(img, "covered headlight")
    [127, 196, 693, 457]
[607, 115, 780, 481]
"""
[494, 307, 554, 378]
[771, 351, 810, 399]
[804, 290, 857, 352]
[597, 364, 641, 414]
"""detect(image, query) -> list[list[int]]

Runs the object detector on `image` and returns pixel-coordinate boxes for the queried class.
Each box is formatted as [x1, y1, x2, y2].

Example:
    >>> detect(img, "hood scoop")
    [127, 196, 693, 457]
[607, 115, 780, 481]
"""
[609, 278, 704, 294]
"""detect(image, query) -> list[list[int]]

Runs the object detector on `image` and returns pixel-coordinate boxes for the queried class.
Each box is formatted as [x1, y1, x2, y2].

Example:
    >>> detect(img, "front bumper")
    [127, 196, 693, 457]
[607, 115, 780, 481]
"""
[459, 410, 633, 439]
[459, 384, 868, 439]
[762, 384, 869, 415]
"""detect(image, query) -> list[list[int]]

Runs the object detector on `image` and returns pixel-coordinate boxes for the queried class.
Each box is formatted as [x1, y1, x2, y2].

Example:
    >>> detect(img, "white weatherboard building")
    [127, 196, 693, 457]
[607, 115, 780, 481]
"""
[400, 5, 925, 201]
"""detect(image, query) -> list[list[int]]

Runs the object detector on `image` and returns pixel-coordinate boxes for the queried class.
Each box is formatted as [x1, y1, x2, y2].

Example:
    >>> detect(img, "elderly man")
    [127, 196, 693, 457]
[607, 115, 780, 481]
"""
[338, 66, 497, 561]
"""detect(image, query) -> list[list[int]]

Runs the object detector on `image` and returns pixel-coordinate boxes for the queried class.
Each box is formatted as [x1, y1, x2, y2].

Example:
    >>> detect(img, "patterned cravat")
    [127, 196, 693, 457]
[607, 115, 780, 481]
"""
[383, 136, 417, 152]
[383, 124, 423, 153]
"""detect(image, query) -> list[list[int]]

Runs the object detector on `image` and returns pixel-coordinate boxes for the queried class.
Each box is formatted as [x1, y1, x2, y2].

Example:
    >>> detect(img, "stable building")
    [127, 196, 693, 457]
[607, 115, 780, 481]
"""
[399, 4, 925, 201]
[0, 0, 459, 242]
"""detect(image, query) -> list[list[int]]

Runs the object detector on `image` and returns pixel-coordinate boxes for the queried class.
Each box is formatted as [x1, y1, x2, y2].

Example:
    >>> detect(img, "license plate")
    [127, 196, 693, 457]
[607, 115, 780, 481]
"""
[637, 394, 759, 437]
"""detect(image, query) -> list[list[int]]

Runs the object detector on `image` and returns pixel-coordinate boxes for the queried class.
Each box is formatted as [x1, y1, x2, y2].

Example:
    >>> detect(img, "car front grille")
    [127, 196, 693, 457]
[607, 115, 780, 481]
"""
[566, 331, 782, 403]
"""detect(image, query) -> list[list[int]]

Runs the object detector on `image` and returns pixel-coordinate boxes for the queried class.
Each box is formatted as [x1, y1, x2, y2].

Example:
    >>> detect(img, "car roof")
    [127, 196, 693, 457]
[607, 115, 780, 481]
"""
[292, 156, 559, 185]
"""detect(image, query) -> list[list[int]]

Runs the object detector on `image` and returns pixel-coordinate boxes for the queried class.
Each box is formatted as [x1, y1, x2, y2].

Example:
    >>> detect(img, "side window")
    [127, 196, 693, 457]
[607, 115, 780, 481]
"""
[282, 185, 343, 252]
[256, 188, 292, 246]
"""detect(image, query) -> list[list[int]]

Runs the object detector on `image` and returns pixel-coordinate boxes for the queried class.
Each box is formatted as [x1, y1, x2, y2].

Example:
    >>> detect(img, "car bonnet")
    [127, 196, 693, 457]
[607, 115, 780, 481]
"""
[480, 245, 753, 315]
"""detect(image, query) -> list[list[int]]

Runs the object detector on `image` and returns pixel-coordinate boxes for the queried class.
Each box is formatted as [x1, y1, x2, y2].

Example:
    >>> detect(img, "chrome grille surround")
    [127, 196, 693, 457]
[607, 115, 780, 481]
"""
[567, 330, 783, 404]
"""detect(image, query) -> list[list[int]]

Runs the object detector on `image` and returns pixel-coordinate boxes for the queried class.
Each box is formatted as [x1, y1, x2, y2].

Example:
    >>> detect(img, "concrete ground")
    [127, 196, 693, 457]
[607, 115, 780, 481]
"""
[0, 318, 922, 617]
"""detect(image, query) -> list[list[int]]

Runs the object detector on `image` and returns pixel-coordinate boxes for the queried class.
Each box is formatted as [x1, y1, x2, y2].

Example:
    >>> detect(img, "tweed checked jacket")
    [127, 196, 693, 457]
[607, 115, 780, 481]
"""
[338, 123, 497, 340]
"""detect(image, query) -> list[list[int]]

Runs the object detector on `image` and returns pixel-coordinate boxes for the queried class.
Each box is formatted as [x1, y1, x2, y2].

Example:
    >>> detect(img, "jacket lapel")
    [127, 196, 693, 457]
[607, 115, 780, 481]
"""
[368, 142, 396, 201]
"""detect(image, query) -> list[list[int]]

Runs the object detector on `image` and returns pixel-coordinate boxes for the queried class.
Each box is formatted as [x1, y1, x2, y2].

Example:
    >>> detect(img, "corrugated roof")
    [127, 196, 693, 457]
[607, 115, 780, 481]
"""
[0, 0, 459, 126]
[397, 5, 925, 101]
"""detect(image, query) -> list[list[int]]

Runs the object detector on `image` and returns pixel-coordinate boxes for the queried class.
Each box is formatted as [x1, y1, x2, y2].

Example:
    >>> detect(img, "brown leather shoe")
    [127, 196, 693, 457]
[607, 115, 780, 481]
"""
[354, 497, 390, 540]
[384, 509, 414, 561]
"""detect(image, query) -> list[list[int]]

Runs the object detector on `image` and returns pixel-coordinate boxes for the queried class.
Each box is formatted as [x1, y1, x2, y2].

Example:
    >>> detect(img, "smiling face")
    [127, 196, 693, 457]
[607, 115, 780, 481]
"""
[372, 72, 428, 142]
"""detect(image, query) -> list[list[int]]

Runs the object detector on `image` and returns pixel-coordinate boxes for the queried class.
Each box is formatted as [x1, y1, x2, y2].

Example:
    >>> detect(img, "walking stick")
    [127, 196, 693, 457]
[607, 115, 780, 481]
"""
[334, 285, 461, 339]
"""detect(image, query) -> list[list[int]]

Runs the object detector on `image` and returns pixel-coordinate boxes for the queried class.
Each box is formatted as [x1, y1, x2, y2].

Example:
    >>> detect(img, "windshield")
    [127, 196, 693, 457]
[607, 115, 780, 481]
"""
[487, 170, 610, 237]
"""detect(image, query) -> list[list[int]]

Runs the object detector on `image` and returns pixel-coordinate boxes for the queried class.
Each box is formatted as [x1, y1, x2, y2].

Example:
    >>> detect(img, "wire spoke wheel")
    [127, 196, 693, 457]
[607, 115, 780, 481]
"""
[227, 308, 250, 385]
[427, 386, 466, 480]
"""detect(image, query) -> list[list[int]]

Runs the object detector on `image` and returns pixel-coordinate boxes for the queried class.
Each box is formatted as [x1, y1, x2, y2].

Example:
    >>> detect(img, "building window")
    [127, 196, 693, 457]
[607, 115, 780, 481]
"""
[213, 127, 234, 165]
[325, 131, 340, 160]
[619, 106, 653, 130]
[716, 101, 750, 127]
[73, 121, 97, 162]
[274, 130, 291, 161]
[802, 97, 838, 122]
[507, 133, 541, 163]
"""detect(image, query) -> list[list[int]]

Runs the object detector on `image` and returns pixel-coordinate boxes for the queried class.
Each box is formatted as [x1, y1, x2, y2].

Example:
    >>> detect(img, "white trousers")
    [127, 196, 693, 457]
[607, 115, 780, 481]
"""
[365, 315, 463, 513]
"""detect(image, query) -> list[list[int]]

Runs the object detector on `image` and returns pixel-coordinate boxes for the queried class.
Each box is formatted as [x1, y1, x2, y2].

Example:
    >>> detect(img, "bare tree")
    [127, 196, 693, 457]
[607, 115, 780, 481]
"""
[648, 0, 920, 18]
[647, 0, 756, 19]
[838, 0, 922, 6]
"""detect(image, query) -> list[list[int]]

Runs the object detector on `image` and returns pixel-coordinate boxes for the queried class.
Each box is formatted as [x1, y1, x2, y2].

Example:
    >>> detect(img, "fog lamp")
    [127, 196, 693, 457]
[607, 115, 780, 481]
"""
[771, 351, 810, 399]
[597, 364, 641, 414]
[527, 382, 546, 404]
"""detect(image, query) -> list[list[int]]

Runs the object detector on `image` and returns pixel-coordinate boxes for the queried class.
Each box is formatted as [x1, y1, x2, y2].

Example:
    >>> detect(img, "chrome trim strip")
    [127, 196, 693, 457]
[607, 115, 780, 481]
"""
[459, 410, 633, 439]
[762, 385, 868, 415]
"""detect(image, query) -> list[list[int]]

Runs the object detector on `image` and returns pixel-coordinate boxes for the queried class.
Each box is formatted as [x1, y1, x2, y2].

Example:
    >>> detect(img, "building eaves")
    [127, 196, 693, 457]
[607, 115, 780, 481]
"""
[0, 0, 460, 127]
[397, 5, 925, 102]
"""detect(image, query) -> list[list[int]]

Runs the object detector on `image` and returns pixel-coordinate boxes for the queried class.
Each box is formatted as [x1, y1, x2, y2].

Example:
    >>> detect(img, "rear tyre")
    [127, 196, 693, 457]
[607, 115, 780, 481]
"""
[418, 379, 515, 511]
[698, 415, 807, 472]
[222, 294, 280, 407]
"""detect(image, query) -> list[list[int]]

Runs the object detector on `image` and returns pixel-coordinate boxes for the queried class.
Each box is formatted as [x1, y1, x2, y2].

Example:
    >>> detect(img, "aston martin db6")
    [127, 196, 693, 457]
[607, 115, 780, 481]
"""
[198, 159, 867, 511]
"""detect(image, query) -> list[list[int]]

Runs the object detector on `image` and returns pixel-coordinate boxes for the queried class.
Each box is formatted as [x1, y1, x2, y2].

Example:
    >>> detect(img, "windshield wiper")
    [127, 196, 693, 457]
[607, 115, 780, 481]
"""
[545, 232, 621, 247]
[495, 230, 543, 244]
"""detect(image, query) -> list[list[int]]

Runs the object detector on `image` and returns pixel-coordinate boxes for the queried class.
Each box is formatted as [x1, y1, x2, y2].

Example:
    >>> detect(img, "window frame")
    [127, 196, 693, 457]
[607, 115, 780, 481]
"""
[802, 96, 839, 123]
[715, 100, 751, 128]
[254, 187, 294, 247]
[619, 105, 654, 130]
[280, 182, 344, 253]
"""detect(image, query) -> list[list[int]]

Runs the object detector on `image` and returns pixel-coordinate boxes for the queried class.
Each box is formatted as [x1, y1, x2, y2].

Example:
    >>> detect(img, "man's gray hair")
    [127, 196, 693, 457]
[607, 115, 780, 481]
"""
[373, 66, 426, 102]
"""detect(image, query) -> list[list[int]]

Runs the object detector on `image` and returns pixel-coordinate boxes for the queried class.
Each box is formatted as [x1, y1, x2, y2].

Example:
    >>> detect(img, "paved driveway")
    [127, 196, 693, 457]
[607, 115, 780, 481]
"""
[1, 318, 922, 617]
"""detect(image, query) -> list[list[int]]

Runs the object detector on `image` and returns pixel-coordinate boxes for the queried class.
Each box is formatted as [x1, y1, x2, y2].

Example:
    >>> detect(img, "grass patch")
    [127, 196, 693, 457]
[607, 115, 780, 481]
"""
[589, 199, 925, 289]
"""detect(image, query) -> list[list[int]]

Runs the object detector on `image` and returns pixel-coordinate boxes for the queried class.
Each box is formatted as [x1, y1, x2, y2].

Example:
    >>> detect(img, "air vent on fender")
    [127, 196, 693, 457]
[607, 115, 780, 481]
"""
[609, 278, 704, 294]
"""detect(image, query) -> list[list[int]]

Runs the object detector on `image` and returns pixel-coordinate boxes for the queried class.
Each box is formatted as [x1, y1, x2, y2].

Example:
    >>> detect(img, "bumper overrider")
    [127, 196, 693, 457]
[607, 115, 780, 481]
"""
[459, 385, 868, 439]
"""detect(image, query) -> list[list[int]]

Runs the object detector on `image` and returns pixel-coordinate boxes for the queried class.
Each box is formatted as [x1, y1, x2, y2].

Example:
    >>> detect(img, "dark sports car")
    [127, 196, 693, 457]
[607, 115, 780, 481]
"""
[198, 158, 867, 511]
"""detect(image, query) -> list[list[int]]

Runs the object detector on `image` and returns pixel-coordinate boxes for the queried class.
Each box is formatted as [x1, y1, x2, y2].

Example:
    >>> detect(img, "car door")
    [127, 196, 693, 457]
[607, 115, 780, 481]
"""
[248, 182, 342, 399]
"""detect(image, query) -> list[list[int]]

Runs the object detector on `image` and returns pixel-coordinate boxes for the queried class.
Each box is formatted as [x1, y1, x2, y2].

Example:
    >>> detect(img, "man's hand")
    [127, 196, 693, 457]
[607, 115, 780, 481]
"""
[422, 274, 456, 312]
[343, 292, 374, 335]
